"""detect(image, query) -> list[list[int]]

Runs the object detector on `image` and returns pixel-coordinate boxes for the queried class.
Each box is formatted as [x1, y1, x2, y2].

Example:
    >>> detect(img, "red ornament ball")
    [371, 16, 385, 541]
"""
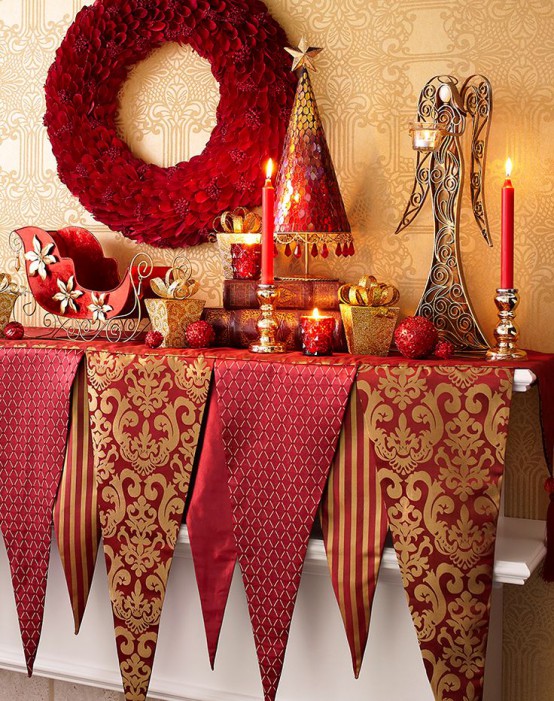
[434, 339, 455, 360]
[544, 477, 554, 494]
[394, 315, 438, 359]
[185, 321, 216, 349]
[3, 321, 24, 340]
[145, 330, 164, 349]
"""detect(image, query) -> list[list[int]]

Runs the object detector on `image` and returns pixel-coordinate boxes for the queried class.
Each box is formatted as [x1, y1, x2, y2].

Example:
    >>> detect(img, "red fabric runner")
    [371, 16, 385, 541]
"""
[0, 347, 83, 674]
[215, 358, 356, 701]
[86, 351, 212, 701]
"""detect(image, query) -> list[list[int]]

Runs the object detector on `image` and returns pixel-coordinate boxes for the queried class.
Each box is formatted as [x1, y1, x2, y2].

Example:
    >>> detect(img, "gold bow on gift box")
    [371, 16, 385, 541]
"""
[339, 275, 400, 355]
[215, 208, 262, 236]
[0, 272, 22, 335]
[338, 275, 399, 311]
[145, 260, 205, 348]
[214, 208, 262, 279]
[0, 272, 20, 296]
[150, 266, 200, 300]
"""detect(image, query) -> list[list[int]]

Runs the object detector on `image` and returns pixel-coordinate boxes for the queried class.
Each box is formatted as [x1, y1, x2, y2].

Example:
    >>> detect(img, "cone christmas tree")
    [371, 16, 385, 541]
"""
[274, 39, 353, 259]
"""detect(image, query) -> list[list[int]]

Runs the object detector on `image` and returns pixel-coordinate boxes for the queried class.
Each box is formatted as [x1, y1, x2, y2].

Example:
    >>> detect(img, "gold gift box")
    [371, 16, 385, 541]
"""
[340, 304, 399, 356]
[145, 298, 205, 348]
[0, 274, 20, 336]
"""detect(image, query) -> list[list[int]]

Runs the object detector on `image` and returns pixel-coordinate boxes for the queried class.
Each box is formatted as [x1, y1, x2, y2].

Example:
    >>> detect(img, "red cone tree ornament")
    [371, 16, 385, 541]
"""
[274, 38, 353, 270]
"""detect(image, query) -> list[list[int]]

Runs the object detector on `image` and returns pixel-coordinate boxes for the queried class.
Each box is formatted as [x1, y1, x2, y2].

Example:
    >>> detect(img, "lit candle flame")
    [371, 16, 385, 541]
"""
[312, 307, 320, 318]
[505, 158, 512, 178]
[265, 158, 274, 180]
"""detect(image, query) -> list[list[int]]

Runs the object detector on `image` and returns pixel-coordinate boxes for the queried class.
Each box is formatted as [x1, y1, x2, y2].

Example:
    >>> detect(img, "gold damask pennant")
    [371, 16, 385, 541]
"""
[357, 363, 513, 701]
[86, 351, 212, 701]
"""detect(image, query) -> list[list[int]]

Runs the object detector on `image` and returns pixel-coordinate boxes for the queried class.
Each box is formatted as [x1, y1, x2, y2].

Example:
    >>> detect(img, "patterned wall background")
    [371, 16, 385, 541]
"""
[1, 0, 553, 348]
[0, 0, 553, 699]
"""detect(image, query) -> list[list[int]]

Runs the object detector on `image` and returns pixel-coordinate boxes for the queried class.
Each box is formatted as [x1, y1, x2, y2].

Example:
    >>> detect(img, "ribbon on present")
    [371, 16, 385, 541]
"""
[338, 275, 399, 310]
[214, 207, 262, 236]
[0, 273, 20, 296]
[149, 258, 200, 300]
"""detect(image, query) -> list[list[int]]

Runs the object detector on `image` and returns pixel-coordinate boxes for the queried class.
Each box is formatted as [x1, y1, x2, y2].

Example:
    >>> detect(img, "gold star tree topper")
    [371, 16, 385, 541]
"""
[285, 37, 323, 72]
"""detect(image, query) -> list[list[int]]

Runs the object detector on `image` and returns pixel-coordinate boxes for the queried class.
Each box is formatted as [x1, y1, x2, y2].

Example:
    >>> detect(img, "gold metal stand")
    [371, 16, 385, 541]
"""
[249, 284, 287, 354]
[486, 288, 527, 360]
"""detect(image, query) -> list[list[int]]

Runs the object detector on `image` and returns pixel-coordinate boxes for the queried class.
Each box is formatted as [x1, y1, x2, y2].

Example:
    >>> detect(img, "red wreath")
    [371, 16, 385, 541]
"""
[44, 0, 296, 248]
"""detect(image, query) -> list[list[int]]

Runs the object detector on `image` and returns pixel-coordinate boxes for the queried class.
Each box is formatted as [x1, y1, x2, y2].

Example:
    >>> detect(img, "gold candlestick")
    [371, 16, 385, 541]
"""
[486, 288, 527, 360]
[249, 284, 287, 354]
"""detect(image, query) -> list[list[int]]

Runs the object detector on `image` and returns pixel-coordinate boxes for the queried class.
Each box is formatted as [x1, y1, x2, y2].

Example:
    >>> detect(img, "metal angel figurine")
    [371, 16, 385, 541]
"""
[396, 74, 493, 351]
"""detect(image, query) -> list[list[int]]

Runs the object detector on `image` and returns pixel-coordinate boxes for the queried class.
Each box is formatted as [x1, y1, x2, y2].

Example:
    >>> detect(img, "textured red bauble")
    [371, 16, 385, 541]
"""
[145, 330, 164, 349]
[2, 321, 25, 340]
[44, 0, 295, 248]
[394, 315, 439, 359]
[434, 339, 455, 360]
[185, 320, 216, 349]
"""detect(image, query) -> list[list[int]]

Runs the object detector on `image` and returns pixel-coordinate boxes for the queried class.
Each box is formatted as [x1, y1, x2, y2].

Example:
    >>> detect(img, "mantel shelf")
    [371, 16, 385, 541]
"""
[513, 368, 536, 392]
[176, 516, 546, 587]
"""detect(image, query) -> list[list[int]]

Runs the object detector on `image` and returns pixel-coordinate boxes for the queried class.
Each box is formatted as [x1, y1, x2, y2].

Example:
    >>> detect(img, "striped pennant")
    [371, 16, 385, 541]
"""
[320, 382, 388, 677]
[53, 361, 100, 633]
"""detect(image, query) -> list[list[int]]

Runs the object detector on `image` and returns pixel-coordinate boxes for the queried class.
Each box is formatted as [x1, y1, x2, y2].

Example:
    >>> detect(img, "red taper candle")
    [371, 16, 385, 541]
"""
[501, 158, 514, 289]
[261, 158, 275, 285]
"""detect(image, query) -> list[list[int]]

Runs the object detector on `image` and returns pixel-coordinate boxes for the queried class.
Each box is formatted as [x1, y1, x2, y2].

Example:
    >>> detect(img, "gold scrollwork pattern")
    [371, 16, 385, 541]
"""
[87, 351, 212, 701]
[357, 364, 513, 701]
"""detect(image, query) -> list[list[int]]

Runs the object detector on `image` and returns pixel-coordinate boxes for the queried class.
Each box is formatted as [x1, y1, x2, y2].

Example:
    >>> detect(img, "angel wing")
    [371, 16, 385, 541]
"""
[462, 74, 493, 246]
[395, 150, 431, 235]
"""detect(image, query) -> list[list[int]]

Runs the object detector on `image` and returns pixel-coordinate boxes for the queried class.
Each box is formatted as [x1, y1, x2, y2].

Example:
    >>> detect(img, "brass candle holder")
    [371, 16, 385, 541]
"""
[249, 284, 287, 354]
[486, 288, 527, 360]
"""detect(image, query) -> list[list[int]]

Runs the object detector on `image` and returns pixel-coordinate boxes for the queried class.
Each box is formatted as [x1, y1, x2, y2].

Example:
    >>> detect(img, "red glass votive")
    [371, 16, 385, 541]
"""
[300, 312, 335, 356]
[231, 242, 262, 280]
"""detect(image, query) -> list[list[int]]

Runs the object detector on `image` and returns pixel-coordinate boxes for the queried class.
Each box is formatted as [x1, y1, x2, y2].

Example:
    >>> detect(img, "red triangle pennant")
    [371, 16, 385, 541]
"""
[0, 347, 83, 674]
[187, 389, 237, 668]
[215, 358, 356, 701]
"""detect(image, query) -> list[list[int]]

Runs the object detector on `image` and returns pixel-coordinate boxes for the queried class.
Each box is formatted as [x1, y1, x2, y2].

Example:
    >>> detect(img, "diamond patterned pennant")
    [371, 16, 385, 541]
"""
[0, 347, 83, 674]
[215, 358, 356, 701]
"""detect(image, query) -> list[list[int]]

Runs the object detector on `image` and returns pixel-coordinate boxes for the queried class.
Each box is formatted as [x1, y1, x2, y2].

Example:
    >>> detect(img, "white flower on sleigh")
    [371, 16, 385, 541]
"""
[25, 235, 57, 280]
[53, 275, 83, 313]
[87, 292, 113, 322]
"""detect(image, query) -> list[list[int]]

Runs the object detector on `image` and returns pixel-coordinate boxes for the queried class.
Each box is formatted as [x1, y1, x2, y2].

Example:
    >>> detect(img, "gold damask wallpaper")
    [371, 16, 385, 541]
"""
[1, 0, 553, 350]
[0, 0, 553, 699]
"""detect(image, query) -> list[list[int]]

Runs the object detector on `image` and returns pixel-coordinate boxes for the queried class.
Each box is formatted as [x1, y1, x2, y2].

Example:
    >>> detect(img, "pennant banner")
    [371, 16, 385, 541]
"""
[53, 360, 100, 633]
[357, 364, 513, 701]
[320, 382, 388, 677]
[215, 358, 356, 701]
[0, 347, 83, 674]
[87, 352, 212, 701]
[186, 388, 237, 668]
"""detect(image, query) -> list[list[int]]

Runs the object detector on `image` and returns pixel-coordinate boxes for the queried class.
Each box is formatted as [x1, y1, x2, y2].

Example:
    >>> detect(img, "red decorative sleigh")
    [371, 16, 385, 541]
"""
[12, 226, 162, 340]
